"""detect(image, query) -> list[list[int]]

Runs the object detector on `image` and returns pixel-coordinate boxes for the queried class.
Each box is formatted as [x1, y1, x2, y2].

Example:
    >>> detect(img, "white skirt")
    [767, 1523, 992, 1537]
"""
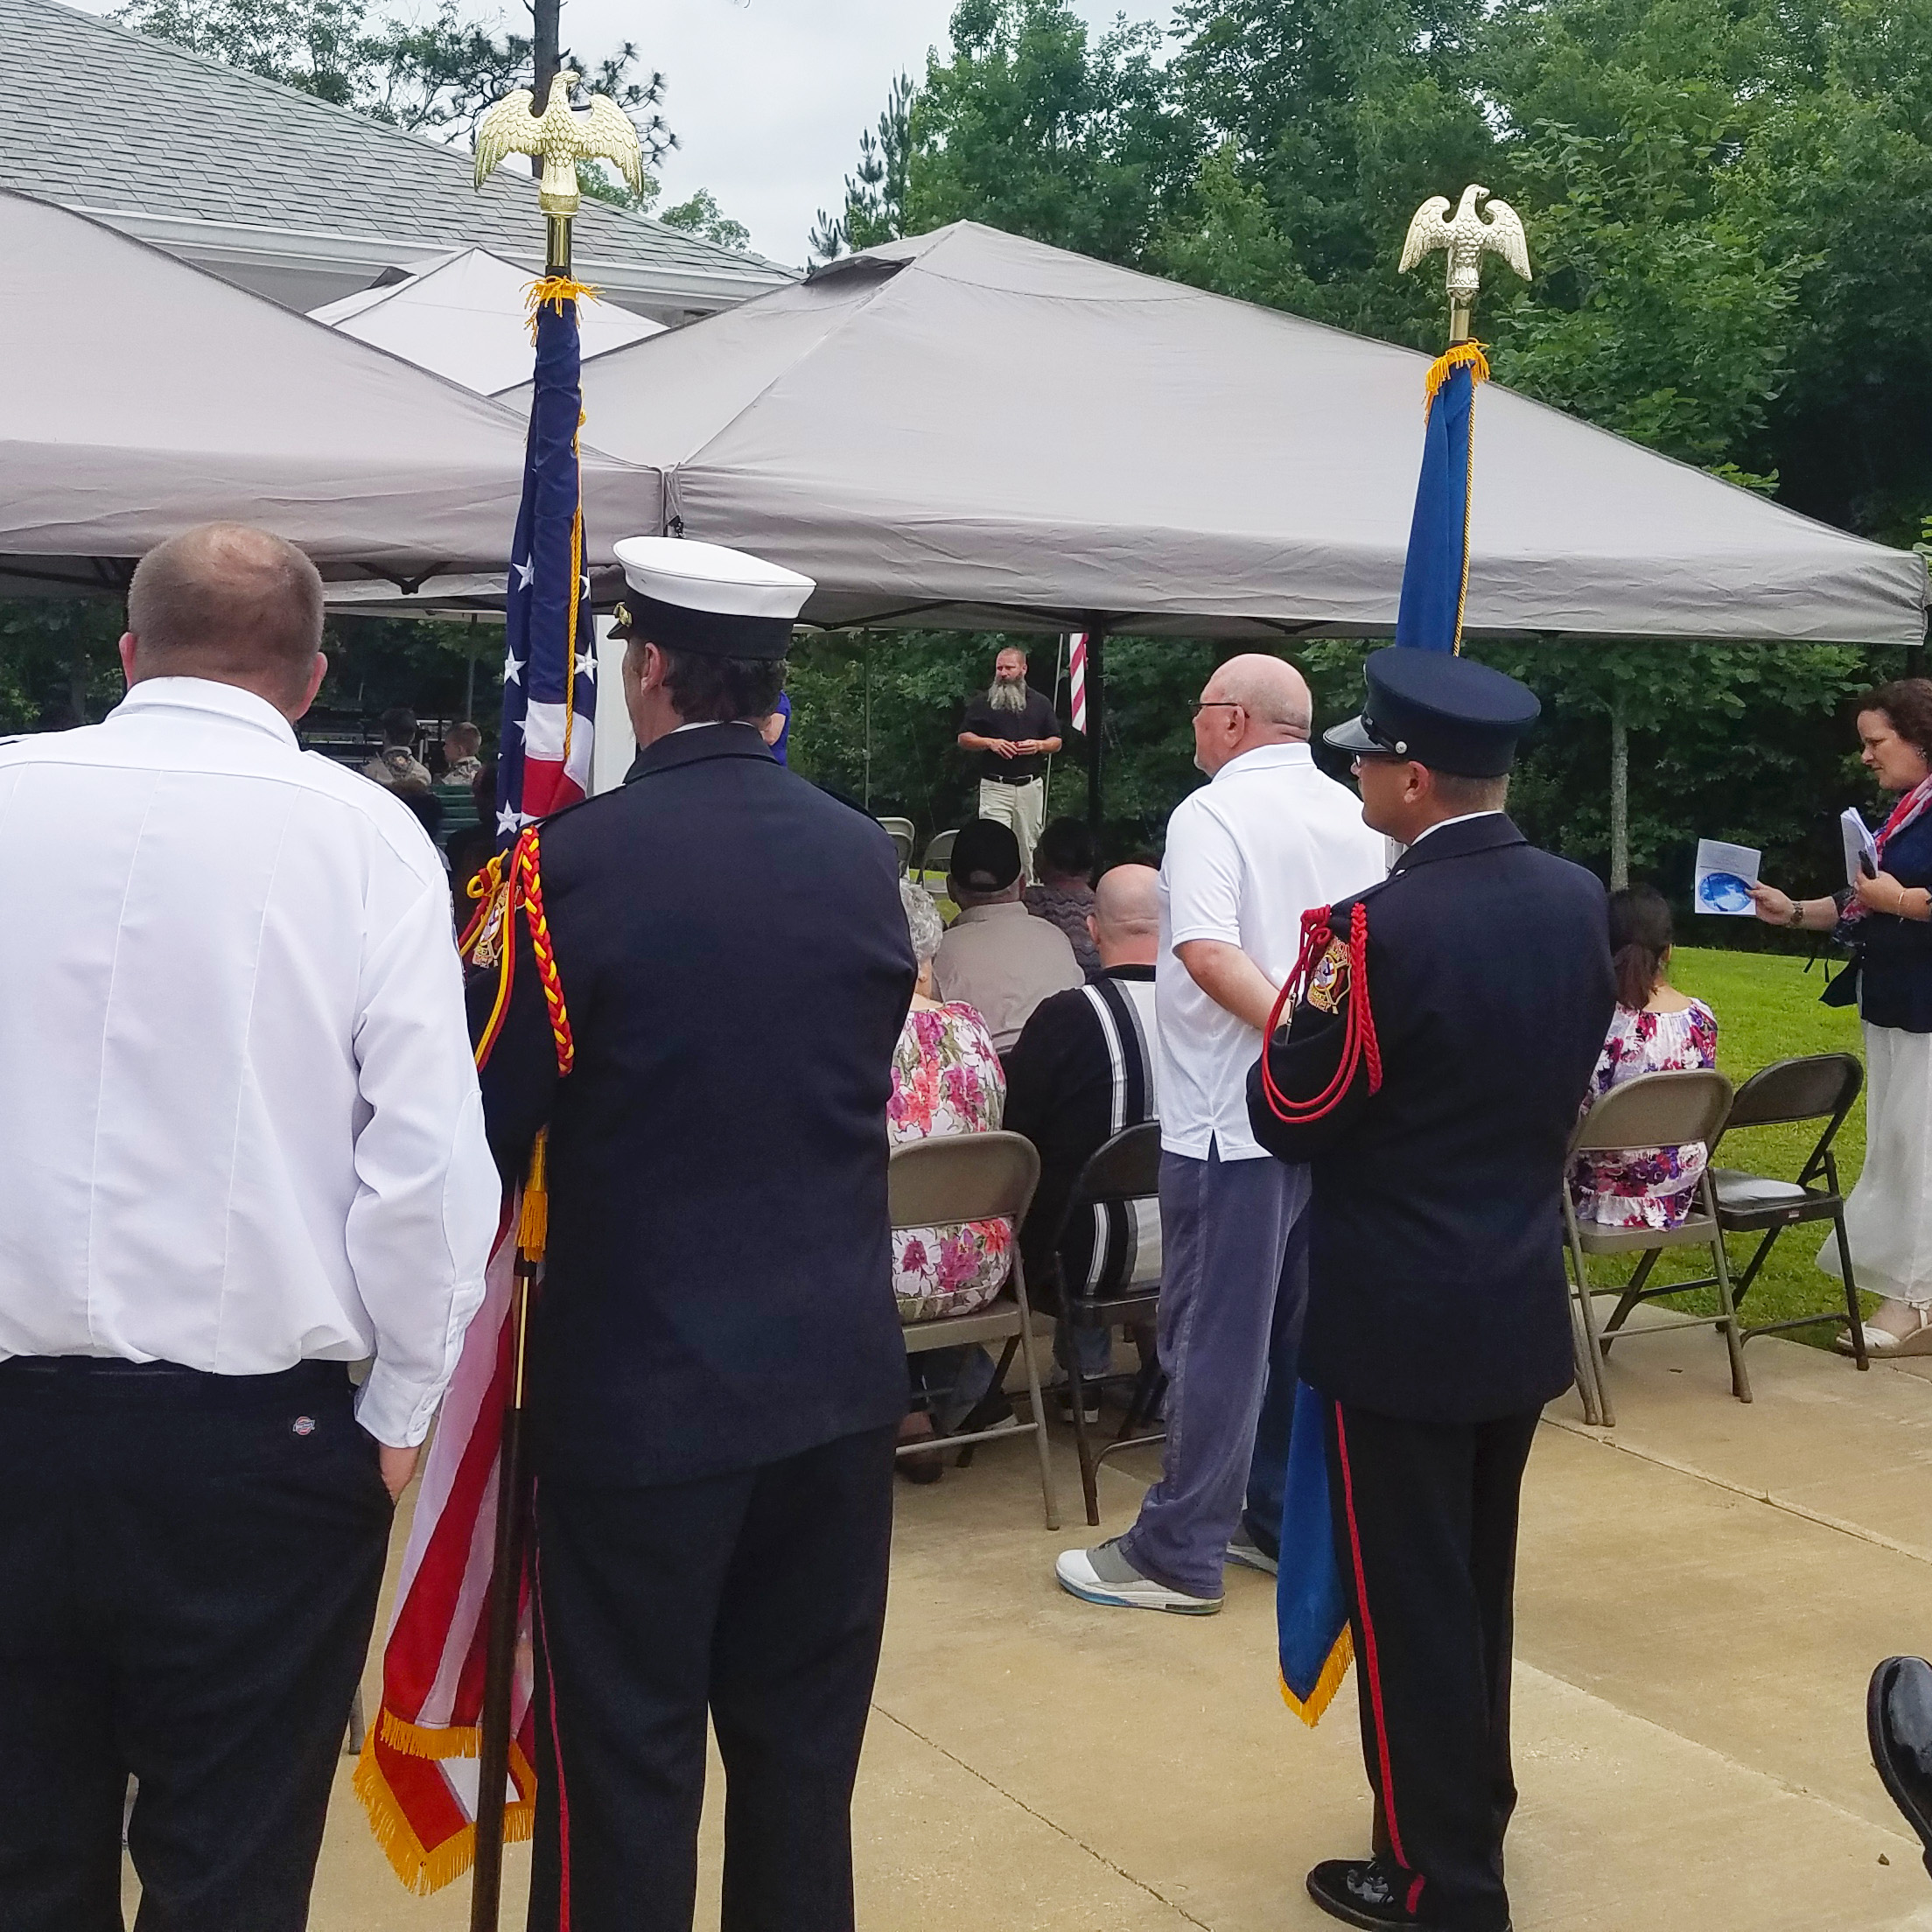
[1817, 1023, 1932, 1303]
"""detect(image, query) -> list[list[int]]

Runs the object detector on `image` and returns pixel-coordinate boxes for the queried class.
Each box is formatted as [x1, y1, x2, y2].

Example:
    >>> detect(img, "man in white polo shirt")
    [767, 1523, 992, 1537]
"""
[1056, 654, 1384, 1614]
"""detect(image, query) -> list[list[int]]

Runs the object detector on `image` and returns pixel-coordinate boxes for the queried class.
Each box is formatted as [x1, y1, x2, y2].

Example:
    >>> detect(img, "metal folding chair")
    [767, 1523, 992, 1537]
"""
[892, 1133, 1059, 1529]
[1030, 1122, 1166, 1526]
[1564, 1068, 1745, 1426]
[1699, 1054, 1867, 1365]
[877, 816, 916, 875]
[921, 829, 958, 881]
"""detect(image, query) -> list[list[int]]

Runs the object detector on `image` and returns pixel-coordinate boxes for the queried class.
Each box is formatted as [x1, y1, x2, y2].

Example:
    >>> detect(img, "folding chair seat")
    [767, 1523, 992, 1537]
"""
[1705, 1052, 1866, 1366]
[891, 1133, 1059, 1529]
[1564, 1068, 1744, 1427]
[920, 829, 958, 883]
[1029, 1121, 1166, 1526]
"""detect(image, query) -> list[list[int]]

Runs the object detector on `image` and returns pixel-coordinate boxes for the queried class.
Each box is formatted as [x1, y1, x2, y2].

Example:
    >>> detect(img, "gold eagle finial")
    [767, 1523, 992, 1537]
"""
[1399, 185, 1531, 342]
[472, 68, 645, 217]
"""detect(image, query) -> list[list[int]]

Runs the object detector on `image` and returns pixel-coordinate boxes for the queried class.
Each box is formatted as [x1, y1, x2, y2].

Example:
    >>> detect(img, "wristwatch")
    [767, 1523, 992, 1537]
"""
[1787, 902, 1805, 928]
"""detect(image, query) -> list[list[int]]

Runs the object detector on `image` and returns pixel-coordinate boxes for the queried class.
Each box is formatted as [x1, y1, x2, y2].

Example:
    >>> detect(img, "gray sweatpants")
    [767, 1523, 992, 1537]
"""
[1118, 1143, 1309, 1598]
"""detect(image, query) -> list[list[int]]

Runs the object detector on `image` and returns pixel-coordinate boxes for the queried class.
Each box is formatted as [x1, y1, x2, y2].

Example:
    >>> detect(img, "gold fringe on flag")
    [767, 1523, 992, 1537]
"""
[354, 1735, 536, 1896]
[1421, 340, 1490, 410]
[522, 275, 600, 342]
[1278, 1628, 1354, 1729]
[376, 1709, 482, 1760]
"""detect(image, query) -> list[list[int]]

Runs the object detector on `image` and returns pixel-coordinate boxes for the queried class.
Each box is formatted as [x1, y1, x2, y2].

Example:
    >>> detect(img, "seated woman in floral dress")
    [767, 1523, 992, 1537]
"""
[1571, 885, 1720, 1229]
[889, 877, 1013, 1479]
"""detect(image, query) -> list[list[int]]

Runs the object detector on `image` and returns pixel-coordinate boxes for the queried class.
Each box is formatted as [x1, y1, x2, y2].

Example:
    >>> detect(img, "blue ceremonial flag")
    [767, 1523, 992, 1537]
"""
[497, 284, 597, 842]
[1277, 1380, 1353, 1726]
[1393, 344, 1488, 654]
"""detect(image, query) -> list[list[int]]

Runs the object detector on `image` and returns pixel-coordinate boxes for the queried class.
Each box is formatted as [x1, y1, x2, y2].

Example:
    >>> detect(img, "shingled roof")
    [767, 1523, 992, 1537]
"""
[0, 0, 795, 318]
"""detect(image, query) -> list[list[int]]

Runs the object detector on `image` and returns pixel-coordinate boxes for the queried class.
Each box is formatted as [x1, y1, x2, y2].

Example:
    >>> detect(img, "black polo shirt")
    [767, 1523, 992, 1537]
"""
[961, 687, 1061, 783]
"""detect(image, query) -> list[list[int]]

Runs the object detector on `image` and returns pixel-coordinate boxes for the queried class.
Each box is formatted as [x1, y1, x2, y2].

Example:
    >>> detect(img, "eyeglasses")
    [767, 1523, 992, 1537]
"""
[1190, 699, 1243, 717]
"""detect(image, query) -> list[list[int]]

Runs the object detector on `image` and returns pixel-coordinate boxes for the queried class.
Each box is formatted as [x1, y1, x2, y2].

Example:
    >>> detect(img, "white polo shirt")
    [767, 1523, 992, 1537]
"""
[1156, 741, 1386, 1161]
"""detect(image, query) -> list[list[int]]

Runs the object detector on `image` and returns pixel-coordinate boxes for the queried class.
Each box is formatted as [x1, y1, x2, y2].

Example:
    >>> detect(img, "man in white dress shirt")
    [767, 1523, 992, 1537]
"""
[0, 525, 499, 1931]
[1056, 656, 1385, 1615]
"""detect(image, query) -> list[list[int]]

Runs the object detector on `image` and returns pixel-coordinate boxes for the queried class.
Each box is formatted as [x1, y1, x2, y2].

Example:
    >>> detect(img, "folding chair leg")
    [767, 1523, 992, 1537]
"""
[1009, 1262, 1060, 1531]
[1835, 1210, 1869, 1371]
[1704, 1187, 1750, 1404]
[1068, 1349, 1101, 1527]
[1566, 1219, 1614, 1427]
[1600, 1248, 1660, 1356]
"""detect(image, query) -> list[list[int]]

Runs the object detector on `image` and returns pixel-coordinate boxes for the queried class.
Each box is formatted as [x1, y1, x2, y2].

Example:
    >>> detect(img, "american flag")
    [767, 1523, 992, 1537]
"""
[497, 290, 597, 836]
[1068, 631, 1088, 734]
[353, 284, 596, 1894]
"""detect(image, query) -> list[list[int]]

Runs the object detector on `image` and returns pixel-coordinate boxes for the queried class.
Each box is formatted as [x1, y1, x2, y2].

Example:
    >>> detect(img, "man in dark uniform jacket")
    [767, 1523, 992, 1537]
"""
[472, 536, 915, 1932]
[1246, 648, 1615, 1932]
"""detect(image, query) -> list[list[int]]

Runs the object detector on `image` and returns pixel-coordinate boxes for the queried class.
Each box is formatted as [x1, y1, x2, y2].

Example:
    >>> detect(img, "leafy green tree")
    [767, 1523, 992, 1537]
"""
[811, 73, 915, 260]
[658, 188, 752, 251]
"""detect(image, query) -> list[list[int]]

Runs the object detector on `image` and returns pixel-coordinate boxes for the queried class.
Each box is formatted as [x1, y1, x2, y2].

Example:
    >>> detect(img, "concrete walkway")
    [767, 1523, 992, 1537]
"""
[284, 1326, 1932, 1931]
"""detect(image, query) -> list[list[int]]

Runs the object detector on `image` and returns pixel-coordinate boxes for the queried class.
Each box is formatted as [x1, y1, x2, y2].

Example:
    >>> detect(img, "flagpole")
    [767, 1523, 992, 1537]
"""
[465, 72, 642, 1932]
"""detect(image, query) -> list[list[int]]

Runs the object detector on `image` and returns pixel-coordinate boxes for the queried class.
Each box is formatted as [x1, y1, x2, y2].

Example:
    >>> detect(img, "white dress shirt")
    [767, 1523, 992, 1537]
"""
[1156, 740, 1386, 1161]
[0, 678, 500, 1446]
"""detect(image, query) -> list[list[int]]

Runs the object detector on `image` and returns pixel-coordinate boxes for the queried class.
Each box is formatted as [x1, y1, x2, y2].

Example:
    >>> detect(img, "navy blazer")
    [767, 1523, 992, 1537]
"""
[1246, 814, 1614, 1424]
[1830, 809, 1932, 1033]
[472, 723, 916, 1487]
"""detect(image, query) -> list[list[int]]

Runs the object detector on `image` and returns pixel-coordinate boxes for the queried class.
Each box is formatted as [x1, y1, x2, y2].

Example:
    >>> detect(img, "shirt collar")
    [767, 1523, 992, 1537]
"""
[952, 899, 1029, 923]
[110, 676, 299, 750]
[1210, 739, 1313, 783]
[1098, 962, 1156, 980]
[1403, 808, 1508, 851]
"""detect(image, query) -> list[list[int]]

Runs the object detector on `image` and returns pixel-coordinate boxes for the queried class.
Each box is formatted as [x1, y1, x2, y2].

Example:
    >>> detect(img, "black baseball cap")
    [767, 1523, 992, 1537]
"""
[949, 819, 1023, 892]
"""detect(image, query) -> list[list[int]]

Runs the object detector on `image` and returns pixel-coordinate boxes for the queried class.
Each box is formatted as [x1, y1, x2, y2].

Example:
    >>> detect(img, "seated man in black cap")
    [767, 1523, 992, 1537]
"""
[1247, 646, 1615, 1932]
[473, 536, 914, 1932]
[934, 818, 1083, 1056]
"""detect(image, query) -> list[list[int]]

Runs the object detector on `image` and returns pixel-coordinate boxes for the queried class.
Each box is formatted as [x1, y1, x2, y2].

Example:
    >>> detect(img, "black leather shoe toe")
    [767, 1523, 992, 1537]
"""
[1869, 1656, 1932, 1875]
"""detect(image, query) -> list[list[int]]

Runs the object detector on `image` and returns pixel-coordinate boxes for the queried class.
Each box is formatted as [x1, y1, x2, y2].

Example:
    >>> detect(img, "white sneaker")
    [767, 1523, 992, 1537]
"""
[1054, 1539, 1222, 1614]
[1225, 1530, 1278, 1576]
[1040, 1367, 1101, 1425]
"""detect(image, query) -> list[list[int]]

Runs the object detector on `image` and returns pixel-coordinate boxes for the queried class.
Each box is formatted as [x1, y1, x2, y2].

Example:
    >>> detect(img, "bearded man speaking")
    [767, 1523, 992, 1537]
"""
[956, 644, 1064, 880]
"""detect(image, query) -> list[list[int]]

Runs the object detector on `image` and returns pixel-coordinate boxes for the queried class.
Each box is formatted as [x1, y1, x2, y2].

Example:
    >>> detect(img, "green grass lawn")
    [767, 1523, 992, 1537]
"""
[1589, 945, 1869, 1343]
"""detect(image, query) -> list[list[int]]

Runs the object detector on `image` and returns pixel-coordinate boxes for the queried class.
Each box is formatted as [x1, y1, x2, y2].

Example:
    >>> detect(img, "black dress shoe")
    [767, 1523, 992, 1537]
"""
[1305, 1858, 1510, 1932]
[1868, 1656, 1932, 1877]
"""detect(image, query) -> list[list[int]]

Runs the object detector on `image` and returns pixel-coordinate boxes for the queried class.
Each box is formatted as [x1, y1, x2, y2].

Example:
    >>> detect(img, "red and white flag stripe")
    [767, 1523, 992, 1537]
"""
[1068, 632, 1088, 734]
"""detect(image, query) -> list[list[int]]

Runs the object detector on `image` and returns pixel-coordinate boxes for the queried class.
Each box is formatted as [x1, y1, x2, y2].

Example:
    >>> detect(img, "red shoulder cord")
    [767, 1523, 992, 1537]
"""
[1257, 900, 1382, 1124]
[463, 827, 575, 1079]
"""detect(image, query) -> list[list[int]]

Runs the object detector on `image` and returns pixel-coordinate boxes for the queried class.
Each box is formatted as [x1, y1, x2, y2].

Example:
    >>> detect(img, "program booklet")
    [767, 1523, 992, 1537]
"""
[1841, 808, 1880, 889]
[1694, 838, 1761, 916]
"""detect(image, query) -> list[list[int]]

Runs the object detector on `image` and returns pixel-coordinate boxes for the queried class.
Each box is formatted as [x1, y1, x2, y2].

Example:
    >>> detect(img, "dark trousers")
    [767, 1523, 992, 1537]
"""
[0, 1357, 392, 1932]
[1321, 1397, 1540, 1932]
[528, 1424, 896, 1932]
[1240, 1203, 1312, 1560]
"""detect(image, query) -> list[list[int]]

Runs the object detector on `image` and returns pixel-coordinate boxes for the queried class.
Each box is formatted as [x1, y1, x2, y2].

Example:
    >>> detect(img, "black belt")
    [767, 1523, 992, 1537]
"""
[0, 1355, 353, 1411]
[981, 771, 1042, 786]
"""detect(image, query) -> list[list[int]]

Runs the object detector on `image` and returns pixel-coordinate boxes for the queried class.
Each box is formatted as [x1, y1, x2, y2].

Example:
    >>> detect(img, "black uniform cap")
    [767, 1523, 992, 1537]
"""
[1324, 647, 1540, 779]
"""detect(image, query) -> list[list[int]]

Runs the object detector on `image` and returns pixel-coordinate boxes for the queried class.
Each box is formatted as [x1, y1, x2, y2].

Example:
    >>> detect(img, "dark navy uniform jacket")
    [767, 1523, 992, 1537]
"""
[1245, 813, 1614, 1424]
[472, 723, 916, 1488]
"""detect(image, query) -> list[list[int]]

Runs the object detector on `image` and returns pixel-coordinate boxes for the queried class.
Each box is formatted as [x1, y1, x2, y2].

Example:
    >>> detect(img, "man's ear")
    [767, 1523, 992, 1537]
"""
[118, 632, 138, 686]
[290, 651, 327, 722]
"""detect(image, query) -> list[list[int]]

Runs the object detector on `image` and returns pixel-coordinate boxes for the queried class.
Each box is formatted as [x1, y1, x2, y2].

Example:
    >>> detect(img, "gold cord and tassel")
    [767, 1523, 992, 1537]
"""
[1420, 340, 1490, 410]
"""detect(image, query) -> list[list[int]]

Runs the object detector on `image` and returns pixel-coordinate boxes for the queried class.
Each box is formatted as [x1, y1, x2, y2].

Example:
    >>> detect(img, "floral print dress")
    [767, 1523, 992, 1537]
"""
[888, 1003, 1014, 1321]
[1570, 999, 1720, 1229]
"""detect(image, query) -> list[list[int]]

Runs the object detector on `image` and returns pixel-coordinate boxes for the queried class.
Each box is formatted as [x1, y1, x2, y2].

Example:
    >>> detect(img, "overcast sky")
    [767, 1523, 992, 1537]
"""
[556, 0, 1174, 266]
[68, 0, 1173, 263]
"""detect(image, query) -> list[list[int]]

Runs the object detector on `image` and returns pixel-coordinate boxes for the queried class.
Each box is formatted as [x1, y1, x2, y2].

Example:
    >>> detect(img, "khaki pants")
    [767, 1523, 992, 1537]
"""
[976, 776, 1046, 881]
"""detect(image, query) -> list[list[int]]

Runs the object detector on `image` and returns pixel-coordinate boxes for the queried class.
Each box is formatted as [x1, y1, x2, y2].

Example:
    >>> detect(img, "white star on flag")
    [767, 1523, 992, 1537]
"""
[575, 651, 598, 682]
[513, 557, 535, 590]
[579, 574, 592, 602]
[503, 651, 523, 686]
[495, 805, 529, 837]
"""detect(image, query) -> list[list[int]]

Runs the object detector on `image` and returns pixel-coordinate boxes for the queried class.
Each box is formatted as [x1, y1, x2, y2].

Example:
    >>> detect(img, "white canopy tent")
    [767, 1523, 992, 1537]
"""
[0, 191, 661, 598]
[309, 248, 662, 396]
[507, 220, 1925, 648]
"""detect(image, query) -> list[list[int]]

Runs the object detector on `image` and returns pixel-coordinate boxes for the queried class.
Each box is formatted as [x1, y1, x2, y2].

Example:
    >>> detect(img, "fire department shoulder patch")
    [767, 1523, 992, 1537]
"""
[1306, 937, 1351, 1015]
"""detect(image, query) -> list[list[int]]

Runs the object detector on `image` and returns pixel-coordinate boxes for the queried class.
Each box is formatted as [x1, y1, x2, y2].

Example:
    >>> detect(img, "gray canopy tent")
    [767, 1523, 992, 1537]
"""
[0, 189, 657, 598]
[500, 220, 1925, 819]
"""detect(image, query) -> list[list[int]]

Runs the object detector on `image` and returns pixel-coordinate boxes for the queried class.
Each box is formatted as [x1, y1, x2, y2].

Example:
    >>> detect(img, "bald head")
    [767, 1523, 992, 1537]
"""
[124, 523, 326, 717]
[1193, 654, 1312, 775]
[1089, 863, 1160, 968]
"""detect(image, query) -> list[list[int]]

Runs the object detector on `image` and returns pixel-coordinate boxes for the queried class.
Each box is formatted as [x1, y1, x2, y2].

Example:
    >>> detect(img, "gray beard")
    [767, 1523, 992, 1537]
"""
[987, 678, 1027, 714]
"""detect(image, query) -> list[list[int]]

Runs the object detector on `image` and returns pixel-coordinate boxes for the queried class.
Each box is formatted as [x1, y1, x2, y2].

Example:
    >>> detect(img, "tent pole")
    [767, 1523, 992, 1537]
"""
[1043, 634, 1066, 816]
[1083, 620, 1108, 859]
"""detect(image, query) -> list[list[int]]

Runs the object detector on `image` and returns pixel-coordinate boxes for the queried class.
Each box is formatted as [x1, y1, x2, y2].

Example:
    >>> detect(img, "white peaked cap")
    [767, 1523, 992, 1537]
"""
[612, 536, 814, 620]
